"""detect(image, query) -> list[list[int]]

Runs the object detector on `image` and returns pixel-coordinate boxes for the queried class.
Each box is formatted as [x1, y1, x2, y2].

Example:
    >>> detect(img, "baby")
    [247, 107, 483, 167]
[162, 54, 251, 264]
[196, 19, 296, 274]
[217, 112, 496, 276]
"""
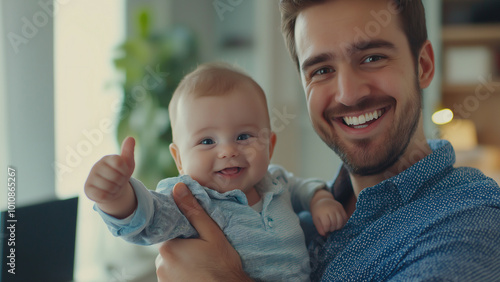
[85, 62, 347, 281]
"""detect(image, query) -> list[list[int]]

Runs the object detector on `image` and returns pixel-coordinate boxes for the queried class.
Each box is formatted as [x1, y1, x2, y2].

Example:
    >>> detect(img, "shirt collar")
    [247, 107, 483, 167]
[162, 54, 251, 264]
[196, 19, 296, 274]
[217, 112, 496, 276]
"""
[331, 139, 456, 204]
[201, 171, 285, 205]
[329, 166, 353, 204]
[389, 139, 455, 202]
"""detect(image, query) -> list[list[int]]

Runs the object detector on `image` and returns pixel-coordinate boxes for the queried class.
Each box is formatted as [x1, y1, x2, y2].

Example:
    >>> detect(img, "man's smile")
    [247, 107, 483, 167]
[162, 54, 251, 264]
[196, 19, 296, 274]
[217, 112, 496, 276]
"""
[341, 108, 386, 129]
[328, 105, 392, 139]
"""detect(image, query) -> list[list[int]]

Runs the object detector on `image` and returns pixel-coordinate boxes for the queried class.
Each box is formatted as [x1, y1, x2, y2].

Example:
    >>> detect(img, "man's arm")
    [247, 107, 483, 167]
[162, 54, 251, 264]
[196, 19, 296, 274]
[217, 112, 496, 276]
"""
[155, 182, 253, 281]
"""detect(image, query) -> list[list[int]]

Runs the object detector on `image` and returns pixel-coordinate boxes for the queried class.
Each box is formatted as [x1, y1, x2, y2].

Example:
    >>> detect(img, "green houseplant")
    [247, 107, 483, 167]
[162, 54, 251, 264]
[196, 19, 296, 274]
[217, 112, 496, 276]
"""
[113, 10, 198, 189]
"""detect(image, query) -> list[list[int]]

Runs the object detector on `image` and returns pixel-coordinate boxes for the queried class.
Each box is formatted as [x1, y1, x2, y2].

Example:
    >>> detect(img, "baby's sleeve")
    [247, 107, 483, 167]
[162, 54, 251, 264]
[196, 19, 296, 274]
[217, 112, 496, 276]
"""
[95, 177, 201, 245]
[268, 164, 327, 213]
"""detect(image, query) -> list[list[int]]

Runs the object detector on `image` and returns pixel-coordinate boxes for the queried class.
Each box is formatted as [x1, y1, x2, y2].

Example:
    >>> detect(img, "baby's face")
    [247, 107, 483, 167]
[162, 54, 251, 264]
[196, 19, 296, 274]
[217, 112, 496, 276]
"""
[170, 83, 276, 195]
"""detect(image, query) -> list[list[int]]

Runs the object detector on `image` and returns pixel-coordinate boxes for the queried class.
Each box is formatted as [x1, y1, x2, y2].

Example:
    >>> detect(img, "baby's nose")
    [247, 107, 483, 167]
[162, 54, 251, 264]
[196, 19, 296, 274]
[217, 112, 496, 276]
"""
[218, 143, 239, 158]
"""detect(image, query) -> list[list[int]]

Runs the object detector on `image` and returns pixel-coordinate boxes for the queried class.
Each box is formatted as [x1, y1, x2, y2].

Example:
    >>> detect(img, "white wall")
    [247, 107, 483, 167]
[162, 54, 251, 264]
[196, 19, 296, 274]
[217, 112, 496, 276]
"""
[1, 0, 56, 208]
[171, 0, 216, 63]
[422, 0, 443, 139]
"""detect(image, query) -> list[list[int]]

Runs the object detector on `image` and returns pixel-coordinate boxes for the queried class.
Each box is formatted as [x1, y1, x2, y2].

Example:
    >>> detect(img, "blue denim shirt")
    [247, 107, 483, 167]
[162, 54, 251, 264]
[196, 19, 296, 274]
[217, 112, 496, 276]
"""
[96, 165, 325, 281]
[310, 140, 500, 281]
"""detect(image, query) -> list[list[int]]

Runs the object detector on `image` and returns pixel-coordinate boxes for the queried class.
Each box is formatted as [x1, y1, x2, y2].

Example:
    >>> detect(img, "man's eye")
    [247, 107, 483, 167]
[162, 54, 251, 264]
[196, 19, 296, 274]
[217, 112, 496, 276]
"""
[237, 134, 251, 141]
[363, 55, 385, 64]
[312, 67, 334, 76]
[200, 138, 215, 145]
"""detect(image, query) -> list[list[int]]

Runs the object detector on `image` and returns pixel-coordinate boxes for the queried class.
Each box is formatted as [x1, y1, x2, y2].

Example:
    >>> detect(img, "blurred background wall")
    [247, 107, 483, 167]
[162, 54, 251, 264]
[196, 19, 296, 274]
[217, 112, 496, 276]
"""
[1, 0, 498, 281]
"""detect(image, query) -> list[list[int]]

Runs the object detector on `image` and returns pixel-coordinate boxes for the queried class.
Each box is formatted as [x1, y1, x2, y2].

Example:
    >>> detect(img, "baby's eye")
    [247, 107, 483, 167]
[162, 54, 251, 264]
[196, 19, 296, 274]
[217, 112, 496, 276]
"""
[237, 134, 251, 141]
[200, 138, 215, 145]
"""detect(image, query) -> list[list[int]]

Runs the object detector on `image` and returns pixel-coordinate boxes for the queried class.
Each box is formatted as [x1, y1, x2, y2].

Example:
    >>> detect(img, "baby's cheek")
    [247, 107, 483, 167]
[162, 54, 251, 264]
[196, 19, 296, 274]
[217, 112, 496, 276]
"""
[242, 147, 258, 162]
[183, 162, 207, 181]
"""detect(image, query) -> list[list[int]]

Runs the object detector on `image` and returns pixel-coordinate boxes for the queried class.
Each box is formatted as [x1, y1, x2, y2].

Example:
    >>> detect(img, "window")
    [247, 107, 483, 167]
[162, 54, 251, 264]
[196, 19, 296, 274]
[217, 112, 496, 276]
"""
[54, 2, 156, 281]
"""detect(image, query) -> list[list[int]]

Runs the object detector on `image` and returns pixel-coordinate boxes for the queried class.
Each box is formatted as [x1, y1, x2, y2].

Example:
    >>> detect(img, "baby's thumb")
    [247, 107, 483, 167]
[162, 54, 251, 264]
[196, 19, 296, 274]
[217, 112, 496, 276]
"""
[121, 137, 136, 175]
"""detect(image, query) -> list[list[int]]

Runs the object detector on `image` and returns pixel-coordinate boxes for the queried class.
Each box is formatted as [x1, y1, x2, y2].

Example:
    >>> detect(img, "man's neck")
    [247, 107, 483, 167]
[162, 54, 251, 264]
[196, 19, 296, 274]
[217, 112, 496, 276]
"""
[350, 173, 388, 197]
[349, 132, 432, 197]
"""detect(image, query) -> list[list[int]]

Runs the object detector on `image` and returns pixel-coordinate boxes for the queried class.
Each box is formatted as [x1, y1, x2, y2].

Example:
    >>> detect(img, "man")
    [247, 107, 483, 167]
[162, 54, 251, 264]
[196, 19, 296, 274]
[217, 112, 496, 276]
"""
[156, 0, 500, 280]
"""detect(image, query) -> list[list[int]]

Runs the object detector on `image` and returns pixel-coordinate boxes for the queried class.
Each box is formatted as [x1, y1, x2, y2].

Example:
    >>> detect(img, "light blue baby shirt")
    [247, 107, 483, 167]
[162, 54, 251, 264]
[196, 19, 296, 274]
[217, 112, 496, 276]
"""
[96, 165, 325, 281]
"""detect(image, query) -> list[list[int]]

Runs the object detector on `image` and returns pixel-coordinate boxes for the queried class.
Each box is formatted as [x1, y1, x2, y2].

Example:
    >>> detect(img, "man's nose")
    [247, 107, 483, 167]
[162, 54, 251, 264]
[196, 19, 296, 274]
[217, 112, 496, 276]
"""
[335, 66, 370, 106]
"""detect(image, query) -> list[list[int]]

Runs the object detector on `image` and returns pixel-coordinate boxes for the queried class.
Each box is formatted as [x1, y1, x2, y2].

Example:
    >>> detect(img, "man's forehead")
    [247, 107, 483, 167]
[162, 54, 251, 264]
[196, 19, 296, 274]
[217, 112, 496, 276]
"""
[294, 0, 402, 66]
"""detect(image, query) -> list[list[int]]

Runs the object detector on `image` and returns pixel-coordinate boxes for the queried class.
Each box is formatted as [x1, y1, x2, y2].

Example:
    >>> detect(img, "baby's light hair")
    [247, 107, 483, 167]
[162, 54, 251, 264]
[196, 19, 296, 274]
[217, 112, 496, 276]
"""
[169, 62, 270, 140]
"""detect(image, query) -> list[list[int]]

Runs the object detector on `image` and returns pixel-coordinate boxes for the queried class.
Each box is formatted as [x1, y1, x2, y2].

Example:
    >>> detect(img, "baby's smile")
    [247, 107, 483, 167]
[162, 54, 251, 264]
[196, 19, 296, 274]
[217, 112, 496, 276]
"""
[217, 167, 243, 177]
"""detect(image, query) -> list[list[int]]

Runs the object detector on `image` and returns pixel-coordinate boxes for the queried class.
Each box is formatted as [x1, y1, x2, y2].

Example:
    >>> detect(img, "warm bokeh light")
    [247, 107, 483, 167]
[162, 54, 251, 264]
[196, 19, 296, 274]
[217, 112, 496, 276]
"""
[440, 119, 478, 151]
[432, 108, 454, 125]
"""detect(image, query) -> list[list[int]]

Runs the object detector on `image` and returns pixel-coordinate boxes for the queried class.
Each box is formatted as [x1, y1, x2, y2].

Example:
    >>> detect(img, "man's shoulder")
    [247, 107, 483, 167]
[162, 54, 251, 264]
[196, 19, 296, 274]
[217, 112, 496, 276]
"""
[397, 166, 500, 241]
[434, 165, 500, 203]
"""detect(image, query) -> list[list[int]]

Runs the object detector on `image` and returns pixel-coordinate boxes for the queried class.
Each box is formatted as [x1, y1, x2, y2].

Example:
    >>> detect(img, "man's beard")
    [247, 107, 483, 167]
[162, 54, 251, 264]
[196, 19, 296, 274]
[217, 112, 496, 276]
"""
[318, 81, 422, 176]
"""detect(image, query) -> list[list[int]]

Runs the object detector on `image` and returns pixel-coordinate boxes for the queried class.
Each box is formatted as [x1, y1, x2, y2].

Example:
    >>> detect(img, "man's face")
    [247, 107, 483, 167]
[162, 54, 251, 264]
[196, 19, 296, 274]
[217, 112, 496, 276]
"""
[294, 0, 422, 175]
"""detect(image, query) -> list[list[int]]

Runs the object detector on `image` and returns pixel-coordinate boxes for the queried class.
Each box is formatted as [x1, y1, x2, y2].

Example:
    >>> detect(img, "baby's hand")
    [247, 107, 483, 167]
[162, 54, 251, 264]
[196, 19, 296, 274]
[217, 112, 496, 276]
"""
[84, 137, 136, 217]
[310, 189, 348, 236]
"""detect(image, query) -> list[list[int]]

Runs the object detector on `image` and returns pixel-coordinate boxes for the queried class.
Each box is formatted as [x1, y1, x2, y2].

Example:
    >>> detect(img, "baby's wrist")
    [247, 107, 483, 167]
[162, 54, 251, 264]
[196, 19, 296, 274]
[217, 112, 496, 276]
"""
[311, 189, 334, 207]
[98, 182, 137, 219]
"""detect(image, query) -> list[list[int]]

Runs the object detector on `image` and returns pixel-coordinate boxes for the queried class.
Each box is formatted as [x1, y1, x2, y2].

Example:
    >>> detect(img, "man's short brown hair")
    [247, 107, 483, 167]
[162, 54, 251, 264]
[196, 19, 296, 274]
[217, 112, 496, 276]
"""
[279, 0, 428, 69]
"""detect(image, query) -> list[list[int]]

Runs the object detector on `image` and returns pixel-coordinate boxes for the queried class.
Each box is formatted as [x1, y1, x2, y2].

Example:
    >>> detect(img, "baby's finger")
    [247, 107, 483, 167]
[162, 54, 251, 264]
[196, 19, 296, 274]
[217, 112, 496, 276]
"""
[100, 155, 130, 176]
[334, 211, 346, 230]
[313, 216, 326, 236]
[84, 178, 122, 202]
[96, 162, 130, 189]
[120, 137, 136, 175]
[322, 215, 334, 234]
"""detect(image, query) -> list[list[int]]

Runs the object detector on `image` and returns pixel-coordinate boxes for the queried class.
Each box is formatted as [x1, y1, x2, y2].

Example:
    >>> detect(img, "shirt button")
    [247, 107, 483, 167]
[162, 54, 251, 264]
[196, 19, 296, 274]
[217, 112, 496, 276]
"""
[268, 218, 273, 227]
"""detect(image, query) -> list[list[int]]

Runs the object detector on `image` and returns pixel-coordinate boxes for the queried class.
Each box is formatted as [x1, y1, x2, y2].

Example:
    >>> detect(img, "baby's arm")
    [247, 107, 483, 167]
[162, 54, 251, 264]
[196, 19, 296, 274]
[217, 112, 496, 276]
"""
[269, 165, 348, 236]
[84, 137, 137, 219]
[309, 189, 348, 236]
[93, 173, 225, 245]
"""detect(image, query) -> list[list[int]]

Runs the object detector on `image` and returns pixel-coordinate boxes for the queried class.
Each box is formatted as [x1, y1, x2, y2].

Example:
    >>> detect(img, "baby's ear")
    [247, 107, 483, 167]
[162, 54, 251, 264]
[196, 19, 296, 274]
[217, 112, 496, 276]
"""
[169, 143, 183, 174]
[268, 131, 277, 160]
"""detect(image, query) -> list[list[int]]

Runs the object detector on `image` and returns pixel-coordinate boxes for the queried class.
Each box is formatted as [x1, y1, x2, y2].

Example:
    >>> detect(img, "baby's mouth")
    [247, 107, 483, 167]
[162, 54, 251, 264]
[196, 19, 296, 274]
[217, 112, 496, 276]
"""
[218, 167, 242, 175]
[341, 108, 386, 129]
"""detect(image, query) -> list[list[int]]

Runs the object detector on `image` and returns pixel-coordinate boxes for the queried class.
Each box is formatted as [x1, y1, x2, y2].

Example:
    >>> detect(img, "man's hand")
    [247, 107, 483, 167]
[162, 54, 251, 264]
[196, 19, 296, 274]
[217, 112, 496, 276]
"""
[310, 189, 348, 236]
[84, 137, 137, 218]
[155, 182, 252, 282]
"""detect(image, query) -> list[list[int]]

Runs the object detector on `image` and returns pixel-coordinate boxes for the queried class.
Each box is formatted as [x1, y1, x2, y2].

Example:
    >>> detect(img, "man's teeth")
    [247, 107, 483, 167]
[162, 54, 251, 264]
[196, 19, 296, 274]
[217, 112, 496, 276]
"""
[343, 110, 383, 126]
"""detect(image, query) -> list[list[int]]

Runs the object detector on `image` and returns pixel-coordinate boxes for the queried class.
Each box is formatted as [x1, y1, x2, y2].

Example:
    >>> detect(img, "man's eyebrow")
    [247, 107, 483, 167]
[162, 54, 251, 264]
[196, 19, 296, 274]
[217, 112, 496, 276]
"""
[300, 52, 334, 73]
[351, 39, 396, 53]
[300, 40, 397, 73]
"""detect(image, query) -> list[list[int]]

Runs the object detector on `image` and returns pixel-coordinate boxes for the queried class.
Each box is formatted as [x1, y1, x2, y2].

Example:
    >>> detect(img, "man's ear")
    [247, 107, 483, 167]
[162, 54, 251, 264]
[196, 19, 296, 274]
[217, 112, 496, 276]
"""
[169, 143, 183, 175]
[268, 131, 277, 160]
[418, 40, 435, 90]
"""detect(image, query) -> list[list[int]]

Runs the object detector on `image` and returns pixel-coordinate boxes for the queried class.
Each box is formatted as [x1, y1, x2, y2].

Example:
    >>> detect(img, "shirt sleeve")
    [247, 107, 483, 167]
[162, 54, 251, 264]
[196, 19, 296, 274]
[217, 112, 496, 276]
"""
[94, 177, 199, 245]
[387, 206, 500, 281]
[268, 164, 326, 213]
